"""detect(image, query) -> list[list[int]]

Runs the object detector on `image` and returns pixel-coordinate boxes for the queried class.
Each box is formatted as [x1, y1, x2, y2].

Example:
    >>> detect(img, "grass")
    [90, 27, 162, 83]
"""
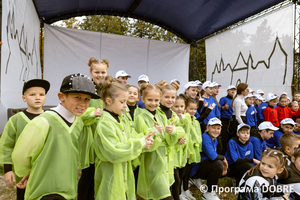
[0, 166, 238, 200]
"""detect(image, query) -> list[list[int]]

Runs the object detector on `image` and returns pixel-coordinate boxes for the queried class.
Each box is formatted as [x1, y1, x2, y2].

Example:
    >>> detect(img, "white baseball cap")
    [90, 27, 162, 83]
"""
[266, 93, 278, 102]
[202, 81, 214, 90]
[280, 92, 287, 97]
[244, 94, 254, 99]
[212, 82, 222, 87]
[280, 118, 296, 126]
[138, 74, 149, 82]
[207, 117, 222, 126]
[254, 94, 264, 101]
[249, 88, 254, 93]
[184, 81, 201, 90]
[194, 80, 202, 85]
[237, 123, 250, 132]
[115, 70, 131, 78]
[227, 85, 236, 90]
[170, 79, 180, 85]
[258, 122, 279, 131]
[257, 89, 264, 94]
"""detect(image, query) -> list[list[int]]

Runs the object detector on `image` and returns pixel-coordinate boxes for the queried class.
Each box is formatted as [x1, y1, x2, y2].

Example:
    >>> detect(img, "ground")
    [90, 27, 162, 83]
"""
[0, 166, 238, 200]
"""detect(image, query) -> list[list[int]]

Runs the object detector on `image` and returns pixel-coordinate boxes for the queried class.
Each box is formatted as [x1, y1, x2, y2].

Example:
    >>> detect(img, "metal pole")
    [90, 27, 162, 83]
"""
[40, 22, 43, 78]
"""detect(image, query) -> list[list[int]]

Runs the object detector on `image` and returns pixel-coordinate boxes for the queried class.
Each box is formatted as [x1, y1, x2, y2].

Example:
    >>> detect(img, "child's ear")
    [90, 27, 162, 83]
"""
[106, 97, 112, 106]
[277, 167, 284, 174]
[22, 95, 26, 102]
[285, 146, 291, 155]
[57, 92, 66, 102]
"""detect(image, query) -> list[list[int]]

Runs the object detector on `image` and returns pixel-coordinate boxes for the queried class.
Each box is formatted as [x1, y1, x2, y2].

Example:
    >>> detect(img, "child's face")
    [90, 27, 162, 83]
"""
[261, 129, 274, 140]
[185, 87, 198, 99]
[279, 99, 288, 107]
[227, 89, 236, 97]
[142, 90, 161, 111]
[255, 99, 262, 106]
[292, 156, 300, 172]
[127, 87, 139, 106]
[59, 92, 91, 116]
[138, 81, 146, 88]
[207, 124, 222, 140]
[22, 87, 46, 112]
[259, 93, 264, 97]
[106, 91, 128, 115]
[213, 86, 219, 95]
[90, 63, 107, 85]
[294, 123, 300, 132]
[260, 156, 283, 178]
[245, 97, 254, 106]
[171, 99, 185, 116]
[161, 90, 176, 108]
[294, 94, 300, 101]
[117, 76, 128, 86]
[203, 87, 214, 96]
[285, 140, 300, 156]
[268, 99, 278, 107]
[281, 124, 294, 134]
[237, 129, 250, 144]
[186, 102, 197, 117]
[291, 103, 299, 112]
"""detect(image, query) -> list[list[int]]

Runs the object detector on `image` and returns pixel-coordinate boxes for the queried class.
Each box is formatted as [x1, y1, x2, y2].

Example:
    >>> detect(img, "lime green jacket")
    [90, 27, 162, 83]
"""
[12, 111, 83, 200]
[187, 115, 202, 164]
[78, 98, 104, 169]
[94, 110, 146, 200]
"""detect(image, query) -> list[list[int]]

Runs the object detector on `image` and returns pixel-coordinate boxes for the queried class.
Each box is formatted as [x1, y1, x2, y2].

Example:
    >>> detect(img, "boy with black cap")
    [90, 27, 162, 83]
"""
[0, 79, 50, 200]
[12, 73, 100, 200]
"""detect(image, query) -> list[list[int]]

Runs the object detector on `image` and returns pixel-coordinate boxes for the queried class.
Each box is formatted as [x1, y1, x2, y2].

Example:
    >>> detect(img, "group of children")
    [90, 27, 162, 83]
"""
[1, 56, 300, 200]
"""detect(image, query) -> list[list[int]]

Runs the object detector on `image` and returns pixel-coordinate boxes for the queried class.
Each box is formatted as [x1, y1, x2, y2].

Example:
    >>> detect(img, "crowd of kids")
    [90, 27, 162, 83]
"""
[1, 57, 300, 200]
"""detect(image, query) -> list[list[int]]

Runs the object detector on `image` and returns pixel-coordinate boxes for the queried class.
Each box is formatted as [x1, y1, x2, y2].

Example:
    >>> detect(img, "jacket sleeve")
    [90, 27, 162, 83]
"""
[196, 108, 212, 123]
[80, 107, 100, 126]
[12, 117, 49, 177]
[263, 108, 270, 122]
[250, 138, 262, 161]
[96, 120, 146, 164]
[202, 136, 218, 161]
[234, 99, 244, 124]
[0, 119, 17, 165]
[134, 115, 162, 152]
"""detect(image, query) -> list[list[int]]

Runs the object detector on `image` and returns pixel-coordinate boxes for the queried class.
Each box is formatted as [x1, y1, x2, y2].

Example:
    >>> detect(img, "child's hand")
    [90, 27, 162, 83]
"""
[222, 158, 228, 176]
[204, 100, 208, 107]
[4, 171, 16, 189]
[178, 138, 186, 145]
[165, 121, 175, 134]
[94, 108, 103, 117]
[283, 194, 289, 200]
[208, 103, 216, 110]
[253, 159, 260, 165]
[16, 173, 30, 189]
[199, 96, 204, 101]
[144, 131, 155, 150]
[154, 122, 163, 134]
[223, 103, 229, 110]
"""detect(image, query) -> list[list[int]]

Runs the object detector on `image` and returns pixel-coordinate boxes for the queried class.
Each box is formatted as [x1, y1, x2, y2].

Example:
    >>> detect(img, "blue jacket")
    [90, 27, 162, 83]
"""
[265, 128, 284, 148]
[256, 102, 267, 121]
[225, 137, 254, 165]
[245, 104, 256, 127]
[137, 95, 145, 109]
[201, 132, 219, 162]
[249, 132, 267, 161]
[201, 96, 220, 124]
[219, 95, 233, 119]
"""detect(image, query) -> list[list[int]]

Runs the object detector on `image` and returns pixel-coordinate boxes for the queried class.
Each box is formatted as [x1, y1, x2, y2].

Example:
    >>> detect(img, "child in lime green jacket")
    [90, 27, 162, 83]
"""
[78, 58, 109, 200]
[93, 76, 155, 200]
[155, 80, 186, 200]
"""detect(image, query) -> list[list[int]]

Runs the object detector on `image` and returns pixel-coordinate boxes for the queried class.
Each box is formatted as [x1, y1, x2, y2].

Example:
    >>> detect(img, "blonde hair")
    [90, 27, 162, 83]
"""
[155, 80, 180, 94]
[179, 93, 198, 108]
[99, 76, 127, 106]
[245, 149, 288, 180]
[126, 85, 140, 97]
[140, 82, 161, 98]
[280, 133, 300, 151]
[88, 57, 110, 72]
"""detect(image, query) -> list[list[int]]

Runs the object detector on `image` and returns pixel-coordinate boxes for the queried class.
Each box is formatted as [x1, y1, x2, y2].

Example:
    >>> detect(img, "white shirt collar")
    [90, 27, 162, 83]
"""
[50, 104, 75, 123]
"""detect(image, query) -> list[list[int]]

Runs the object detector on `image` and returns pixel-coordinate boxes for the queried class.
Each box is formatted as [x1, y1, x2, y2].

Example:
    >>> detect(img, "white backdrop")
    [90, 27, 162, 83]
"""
[206, 4, 294, 98]
[44, 24, 190, 105]
[1, 0, 41, 132]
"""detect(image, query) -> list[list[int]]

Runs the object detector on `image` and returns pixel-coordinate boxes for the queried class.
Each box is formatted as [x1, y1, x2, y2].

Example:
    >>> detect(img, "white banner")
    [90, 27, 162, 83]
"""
[206, 5, 294, 98]
[44, 25, 190, 105]
[1, 0, 41, 132]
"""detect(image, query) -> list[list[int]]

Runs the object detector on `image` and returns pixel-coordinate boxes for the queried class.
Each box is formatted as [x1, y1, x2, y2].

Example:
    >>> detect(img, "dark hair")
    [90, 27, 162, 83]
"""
[179, 93, 198, 108]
